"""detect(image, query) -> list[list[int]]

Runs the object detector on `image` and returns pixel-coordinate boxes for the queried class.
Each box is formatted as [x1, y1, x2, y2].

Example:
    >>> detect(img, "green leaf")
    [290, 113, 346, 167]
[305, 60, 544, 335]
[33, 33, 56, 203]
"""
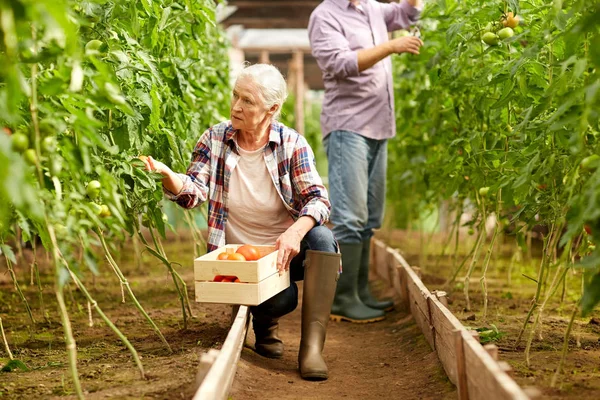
[582, 272, 600, 316]
[1, 359, 30, 372]
[0, 244, 16, 264]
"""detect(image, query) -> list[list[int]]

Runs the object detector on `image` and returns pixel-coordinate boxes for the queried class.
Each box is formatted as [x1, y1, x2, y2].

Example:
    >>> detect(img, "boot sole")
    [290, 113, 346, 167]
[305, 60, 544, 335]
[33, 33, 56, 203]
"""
[301, 372, 328, 381]
[254, 350, 283, 359]
[329, 314, 385, 323]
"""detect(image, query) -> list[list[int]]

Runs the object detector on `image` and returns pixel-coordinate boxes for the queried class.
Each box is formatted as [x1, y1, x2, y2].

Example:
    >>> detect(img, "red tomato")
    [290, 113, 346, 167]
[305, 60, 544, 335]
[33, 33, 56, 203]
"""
[235, 244, 260, 261]
[213, 275, 225, 282]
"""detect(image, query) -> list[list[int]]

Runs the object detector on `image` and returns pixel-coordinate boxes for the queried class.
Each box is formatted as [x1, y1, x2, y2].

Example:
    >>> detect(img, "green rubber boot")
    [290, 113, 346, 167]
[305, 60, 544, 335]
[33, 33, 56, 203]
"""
[330, 243, 385, 323]
[358, 239, 394, 311]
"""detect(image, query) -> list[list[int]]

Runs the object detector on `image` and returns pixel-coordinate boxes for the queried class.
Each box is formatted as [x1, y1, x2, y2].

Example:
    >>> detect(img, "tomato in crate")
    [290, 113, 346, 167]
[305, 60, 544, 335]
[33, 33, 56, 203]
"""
[194, 244, 289, 305]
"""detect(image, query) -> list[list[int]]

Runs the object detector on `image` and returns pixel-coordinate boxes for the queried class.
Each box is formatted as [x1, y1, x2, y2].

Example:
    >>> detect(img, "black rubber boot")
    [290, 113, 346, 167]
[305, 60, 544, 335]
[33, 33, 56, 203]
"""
[253, 317, 283, 359]
[299, 250, 340, 380]
[330, 243, 385, 323]
[358, 239, 394, 311]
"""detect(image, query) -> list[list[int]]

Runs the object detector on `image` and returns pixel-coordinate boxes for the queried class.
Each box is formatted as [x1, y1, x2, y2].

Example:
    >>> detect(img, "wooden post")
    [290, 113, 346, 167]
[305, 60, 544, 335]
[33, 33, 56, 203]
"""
[483, 343, 499, 361]
[433, 290, 449, 307]
[454, 330, 469, 400]
[259, 50, 270, 64]
[292, 50, 304, 135]
[412, 266, 422, 279]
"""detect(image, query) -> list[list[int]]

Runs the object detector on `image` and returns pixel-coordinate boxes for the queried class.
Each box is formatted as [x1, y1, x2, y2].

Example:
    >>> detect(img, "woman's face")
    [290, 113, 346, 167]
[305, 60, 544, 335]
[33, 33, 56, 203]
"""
[230, 77, 273, 133]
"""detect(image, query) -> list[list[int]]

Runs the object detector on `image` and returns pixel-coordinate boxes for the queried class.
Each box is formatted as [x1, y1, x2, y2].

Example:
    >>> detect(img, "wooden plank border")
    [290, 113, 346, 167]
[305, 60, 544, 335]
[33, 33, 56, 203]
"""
[193, 305, 251, 400]
[371, 238, 532, 400]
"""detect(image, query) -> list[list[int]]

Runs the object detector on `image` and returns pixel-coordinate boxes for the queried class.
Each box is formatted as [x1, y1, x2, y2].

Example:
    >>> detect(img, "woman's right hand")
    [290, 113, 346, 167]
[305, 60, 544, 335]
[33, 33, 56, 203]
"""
[139, 155, 170, 176]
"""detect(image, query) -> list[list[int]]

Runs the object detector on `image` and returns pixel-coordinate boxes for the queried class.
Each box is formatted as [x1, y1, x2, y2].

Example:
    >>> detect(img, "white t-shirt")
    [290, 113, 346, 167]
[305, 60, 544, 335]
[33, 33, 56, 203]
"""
[225, 145, 295, 245]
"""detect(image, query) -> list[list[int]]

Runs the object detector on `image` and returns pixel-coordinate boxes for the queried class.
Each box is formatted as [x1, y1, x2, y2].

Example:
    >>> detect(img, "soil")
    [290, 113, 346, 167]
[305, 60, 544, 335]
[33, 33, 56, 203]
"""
[1, 233, 457, 400]
[231, 279, 456, 399]
[379, 229, 600, 400]
[0, 235, 232, 400]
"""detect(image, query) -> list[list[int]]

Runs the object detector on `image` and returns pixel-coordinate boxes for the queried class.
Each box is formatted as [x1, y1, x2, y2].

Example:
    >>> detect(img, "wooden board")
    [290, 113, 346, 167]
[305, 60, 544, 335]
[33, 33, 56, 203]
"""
[406, 267, 434, 349]
[195, 269, 290, 306]
[461, 330, 530, 400]
[372, 239, 390, 282]
[390, 251, 409, 309]
[194, 245, 278, 283]
[429, 296, 464, 385]
[193, 305, 250, 400]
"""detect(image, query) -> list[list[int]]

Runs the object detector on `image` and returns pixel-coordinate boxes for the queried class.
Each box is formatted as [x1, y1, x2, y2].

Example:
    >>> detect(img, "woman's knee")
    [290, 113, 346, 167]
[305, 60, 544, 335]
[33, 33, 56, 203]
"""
[252, 282, 298, 319]
[304, 225, 337, 253]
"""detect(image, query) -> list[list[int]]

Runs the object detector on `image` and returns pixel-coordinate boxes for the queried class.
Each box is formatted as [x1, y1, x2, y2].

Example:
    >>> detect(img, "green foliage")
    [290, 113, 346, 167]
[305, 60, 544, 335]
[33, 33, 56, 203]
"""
[389, 0, 600, 313]
[0, 0, 229, 277]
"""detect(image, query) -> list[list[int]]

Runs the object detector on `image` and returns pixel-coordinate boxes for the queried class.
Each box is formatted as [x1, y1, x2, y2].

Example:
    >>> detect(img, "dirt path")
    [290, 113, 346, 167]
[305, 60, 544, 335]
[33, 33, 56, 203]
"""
[231, 281, 456, 400]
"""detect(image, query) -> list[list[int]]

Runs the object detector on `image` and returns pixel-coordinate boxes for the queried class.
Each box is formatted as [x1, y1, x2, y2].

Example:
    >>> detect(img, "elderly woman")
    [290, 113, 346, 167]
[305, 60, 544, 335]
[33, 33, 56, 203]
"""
[140, 64, 340, 381]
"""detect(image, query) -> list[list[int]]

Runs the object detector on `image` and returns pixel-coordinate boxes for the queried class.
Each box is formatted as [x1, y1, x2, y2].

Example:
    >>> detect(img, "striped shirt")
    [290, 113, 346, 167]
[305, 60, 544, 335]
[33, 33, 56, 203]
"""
[164, 120, 331, 253]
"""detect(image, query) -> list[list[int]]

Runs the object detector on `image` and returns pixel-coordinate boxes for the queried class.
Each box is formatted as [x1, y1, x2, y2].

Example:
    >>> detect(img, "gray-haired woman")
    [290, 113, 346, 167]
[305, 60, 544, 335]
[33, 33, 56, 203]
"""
[140, 63, 340, 380]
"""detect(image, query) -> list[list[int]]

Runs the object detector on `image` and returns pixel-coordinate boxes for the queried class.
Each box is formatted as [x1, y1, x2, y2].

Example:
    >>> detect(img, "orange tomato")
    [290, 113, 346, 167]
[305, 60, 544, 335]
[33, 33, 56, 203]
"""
[227, 253, 246, 261]
[235, 244, 260, 261]
[217, 252, 229, 260]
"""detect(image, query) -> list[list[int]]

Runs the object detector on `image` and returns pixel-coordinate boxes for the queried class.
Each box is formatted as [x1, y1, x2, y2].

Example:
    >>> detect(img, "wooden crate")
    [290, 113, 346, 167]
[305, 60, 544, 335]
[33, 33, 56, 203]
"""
[194, 245, 290, 306]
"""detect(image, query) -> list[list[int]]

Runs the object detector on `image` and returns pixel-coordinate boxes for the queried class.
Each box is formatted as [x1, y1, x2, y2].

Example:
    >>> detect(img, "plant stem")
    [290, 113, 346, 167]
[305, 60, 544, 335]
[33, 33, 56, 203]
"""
[3, 250, 35, 326]
[551, 303, 578, 387]
[481, 211, 501, 320]
[463, 196, 487, 312]
[97, 232, 172, 353]
[63, 265, 146, 379]
[0, 317, 14, 360]
[515, 222, 560, 346]
[142, 228, 189, 328]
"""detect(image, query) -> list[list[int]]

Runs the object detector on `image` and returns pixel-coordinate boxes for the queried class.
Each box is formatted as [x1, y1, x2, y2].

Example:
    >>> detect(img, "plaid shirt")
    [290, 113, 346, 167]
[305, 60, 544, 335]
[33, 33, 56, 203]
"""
[164, 120, 331, 253]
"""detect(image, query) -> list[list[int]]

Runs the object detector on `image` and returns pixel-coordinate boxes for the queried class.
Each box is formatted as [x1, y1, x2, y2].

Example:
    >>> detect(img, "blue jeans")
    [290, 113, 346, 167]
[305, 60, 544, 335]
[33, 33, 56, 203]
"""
[250, 225, 337, 320]
[323, 130, 387, 244]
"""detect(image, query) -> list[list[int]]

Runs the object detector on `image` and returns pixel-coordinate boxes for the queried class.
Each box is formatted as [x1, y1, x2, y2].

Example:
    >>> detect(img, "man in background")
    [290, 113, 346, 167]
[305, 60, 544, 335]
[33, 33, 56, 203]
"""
[309, 0, 423, 323]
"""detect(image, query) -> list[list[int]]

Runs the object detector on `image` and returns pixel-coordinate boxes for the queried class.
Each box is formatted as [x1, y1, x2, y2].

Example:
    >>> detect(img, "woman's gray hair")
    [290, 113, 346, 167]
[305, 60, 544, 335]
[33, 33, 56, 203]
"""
[236, 63, 288, 119]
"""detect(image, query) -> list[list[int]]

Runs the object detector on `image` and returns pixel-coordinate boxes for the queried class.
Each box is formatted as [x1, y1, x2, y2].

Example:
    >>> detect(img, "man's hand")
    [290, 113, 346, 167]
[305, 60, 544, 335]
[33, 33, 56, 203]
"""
[387, 35, 424, 55]
[406, 0, 423, 8]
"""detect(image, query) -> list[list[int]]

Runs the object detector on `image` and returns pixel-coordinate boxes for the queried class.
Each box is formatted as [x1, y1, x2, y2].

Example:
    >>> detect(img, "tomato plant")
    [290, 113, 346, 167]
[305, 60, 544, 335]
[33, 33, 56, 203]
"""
[389, 0, 600, 376]
[0, 0, 229, 396]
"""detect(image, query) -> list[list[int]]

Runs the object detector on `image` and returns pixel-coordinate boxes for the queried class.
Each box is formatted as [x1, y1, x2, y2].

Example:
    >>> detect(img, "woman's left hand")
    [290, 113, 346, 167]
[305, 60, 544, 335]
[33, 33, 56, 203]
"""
[275, 227, 303, 273]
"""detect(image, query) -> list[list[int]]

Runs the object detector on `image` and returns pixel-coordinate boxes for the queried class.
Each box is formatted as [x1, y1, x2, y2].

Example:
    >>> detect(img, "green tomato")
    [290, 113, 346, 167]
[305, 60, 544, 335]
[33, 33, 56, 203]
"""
[162, 213, 169, 224]
[24, 149, 38, 165]
[49, 157, 63, 176]
[468, 228, 475, 236]
[90, 202, 103, 216]
[99, 204, 111, 218]
[85, 39, 106, 56]
[479, 187, 490, 197]
[54, 224, 68, 236]
[142, 214, 151, 228]
[580, 154, 600, 171]
[11, 133, 30, 153]
[86, 180, 102, 199]
[19, 39, 38, 62]
[42, 136, 57, 153]
[497, 27, 514, 40]
[483, 22, 496, 34]
[482, 32, 499, 46]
